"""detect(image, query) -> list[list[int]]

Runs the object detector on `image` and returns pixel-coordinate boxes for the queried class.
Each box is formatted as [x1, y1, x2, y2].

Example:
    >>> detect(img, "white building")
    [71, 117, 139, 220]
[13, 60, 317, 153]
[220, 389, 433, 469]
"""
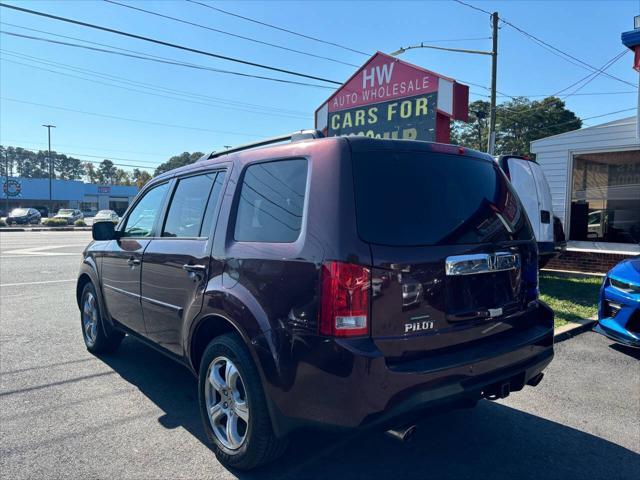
[531, 116, 639, 270]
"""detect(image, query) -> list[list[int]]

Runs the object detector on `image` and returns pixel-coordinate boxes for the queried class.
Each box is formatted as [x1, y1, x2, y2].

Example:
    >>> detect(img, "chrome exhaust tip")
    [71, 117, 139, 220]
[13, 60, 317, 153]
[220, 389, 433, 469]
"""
[385, 425, 417, 443]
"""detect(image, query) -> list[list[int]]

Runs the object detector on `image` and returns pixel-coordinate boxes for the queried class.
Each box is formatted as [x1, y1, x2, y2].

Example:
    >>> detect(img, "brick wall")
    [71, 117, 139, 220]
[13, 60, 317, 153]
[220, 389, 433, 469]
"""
[545, 250, 635, 274]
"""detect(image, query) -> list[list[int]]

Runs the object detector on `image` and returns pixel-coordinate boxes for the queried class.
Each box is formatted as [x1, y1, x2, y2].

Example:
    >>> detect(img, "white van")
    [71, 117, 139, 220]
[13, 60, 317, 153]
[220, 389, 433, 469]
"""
[497, 155, 566, 267]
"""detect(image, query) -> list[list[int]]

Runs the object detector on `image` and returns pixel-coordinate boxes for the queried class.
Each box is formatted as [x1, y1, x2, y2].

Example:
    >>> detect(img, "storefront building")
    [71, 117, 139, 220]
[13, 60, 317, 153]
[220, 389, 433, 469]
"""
[531, 116, 640, 273]
[1, 177, 138, 216]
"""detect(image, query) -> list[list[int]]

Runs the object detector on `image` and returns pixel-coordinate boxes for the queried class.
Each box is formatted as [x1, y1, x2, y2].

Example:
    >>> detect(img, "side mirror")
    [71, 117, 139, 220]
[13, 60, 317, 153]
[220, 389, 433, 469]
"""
[92, 221, 120, 241]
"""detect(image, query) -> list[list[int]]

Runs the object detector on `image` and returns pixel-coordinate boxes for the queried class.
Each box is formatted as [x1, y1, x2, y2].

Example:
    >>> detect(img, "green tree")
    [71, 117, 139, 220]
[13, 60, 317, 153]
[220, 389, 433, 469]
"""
[154, 151, 205, 176]
[451, 96, 582, 156]
[84, 162, 99, 183]
[55, 153, 84, 180]
[98, 159, 117, 184]
[131, 168, 153, 188]
[496, 97, 581, 155]
[451, 100, 489, 151]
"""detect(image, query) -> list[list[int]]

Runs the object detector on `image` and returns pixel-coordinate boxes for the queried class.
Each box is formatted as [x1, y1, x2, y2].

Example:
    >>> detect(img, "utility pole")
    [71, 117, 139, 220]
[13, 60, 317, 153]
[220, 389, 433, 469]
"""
[4, 148, 9, 215]
[42, 124, 56, 205]
[487, 11, 499, 155]
[390, 14, 498, 153]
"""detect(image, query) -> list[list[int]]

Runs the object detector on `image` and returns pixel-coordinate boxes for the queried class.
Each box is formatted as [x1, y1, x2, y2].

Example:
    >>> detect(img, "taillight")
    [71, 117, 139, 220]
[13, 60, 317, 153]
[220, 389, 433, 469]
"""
[319, 261, 370, 337]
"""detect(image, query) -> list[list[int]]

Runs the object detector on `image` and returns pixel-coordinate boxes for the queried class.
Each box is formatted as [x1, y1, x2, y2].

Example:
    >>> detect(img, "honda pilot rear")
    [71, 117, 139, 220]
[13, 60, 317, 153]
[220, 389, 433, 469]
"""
[78, 134, 553, 470]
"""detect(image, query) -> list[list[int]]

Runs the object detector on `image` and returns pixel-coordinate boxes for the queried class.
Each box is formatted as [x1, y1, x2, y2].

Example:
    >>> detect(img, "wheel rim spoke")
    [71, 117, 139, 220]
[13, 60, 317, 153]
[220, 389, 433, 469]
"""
[208, 364, 226, 393]
[225, 362, 239, 390]
[234, 400, 249, 422]
[209, 403, 224, 423]
[225, 413, 241, 449]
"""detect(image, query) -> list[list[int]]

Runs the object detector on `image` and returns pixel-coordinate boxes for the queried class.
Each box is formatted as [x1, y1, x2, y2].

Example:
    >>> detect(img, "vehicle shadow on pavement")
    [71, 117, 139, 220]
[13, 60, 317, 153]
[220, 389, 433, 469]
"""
[609, 343, 640, 360]
[99, 336, 640, 480]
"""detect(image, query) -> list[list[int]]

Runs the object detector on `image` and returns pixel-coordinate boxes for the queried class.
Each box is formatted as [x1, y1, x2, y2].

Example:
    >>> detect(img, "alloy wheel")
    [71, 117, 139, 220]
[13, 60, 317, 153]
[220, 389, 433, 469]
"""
[82, 292, 98, 347]
[205, 356, 249, 450]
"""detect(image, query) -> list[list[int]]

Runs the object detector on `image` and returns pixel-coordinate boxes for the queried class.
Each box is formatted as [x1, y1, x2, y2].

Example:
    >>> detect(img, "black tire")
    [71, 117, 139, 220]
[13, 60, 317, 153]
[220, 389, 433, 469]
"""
[198, 333, 288, 470]
[80, 282, 124, 354]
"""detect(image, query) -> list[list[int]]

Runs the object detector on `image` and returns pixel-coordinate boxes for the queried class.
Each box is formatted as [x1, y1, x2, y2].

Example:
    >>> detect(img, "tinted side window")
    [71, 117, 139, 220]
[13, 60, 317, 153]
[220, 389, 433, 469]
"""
[200, 172, 226, 237]
[234, 159, 307, 243]
[123, 182, 169, 238]
[163, 173, 217, 238]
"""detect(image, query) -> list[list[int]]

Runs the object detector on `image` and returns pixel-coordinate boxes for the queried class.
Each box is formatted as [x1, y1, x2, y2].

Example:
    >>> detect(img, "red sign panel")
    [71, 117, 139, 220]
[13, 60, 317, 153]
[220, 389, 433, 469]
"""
[327, 53, 440, 113]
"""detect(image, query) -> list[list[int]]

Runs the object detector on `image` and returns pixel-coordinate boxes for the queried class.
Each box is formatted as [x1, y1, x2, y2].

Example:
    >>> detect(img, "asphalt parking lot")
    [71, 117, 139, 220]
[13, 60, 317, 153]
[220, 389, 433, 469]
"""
[1, 230, 638, 480]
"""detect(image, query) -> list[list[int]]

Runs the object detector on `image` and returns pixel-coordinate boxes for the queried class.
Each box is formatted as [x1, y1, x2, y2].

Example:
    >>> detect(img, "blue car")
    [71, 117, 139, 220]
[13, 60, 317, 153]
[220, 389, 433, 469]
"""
[595, 256, 640, 348]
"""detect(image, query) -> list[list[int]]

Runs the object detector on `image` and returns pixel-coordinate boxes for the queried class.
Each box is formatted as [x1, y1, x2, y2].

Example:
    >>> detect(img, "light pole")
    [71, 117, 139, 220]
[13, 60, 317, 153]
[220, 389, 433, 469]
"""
[4, 148, 9, 214]
[42, 124, 56, 207]
[390, 11, 499, 154]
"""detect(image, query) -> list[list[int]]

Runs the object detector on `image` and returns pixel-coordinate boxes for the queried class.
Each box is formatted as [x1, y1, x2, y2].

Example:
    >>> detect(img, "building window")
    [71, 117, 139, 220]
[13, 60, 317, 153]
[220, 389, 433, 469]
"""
[570, 150, 640, 244]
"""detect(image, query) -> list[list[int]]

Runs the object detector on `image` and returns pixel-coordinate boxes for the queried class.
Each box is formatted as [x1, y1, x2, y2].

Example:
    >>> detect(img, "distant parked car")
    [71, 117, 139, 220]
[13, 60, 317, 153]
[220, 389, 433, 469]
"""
[53, 209, 83, 225]
[33, 206, 49, 218]
[6, 208, 41, 225]
[595, 256, 640, 348]
[93, 210, 119, 224]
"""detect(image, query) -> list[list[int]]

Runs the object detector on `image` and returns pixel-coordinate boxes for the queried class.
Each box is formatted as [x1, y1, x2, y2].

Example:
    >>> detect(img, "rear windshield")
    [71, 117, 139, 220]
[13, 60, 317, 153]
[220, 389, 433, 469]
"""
[351, 151, 531, 246]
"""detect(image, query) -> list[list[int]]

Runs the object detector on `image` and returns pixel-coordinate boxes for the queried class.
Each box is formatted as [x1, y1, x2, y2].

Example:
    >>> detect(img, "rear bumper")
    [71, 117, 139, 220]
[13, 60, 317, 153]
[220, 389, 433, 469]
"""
[265, 302, 554, 436]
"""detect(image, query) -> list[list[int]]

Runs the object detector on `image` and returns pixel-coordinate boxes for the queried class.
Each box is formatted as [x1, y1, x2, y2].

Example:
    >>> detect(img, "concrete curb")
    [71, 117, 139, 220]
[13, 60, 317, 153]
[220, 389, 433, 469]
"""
[0, 227, 92, 232]
[554, 318, 597, 343]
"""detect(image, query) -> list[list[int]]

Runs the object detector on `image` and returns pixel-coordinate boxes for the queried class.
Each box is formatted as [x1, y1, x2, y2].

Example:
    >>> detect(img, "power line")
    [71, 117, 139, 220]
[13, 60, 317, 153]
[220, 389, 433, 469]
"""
[0, 2, 343, 85]
[0, 52, 313, 120]
[1, 97, 269, 138]
[103, 0, 359, 68]
[1, 47, 311, 115]
[451, 0, 493, 16]
[557, 50, 628, 98]
[452, 0, 635, 88]
[497, 91, 635, 98]
[0, 138, 170, 157]
[505, 107, 636, 139]
[499, 50, 628, 116]
[2, 144, 157, 170]
[185, 0, 370, 56]
[499, 17, 635, 88]
[0, 29, 334, 90]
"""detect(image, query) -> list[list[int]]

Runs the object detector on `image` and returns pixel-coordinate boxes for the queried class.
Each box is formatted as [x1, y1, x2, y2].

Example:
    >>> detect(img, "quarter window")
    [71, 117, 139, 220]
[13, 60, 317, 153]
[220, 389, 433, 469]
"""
[163, 173, 221, 238]
[234, 159, 307, 243]
[122, 182, 169, 238]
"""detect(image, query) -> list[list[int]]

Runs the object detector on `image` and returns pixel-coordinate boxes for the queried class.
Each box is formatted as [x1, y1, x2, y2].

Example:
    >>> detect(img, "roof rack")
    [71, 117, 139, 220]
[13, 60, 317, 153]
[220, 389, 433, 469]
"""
[203, 129, 324, 161]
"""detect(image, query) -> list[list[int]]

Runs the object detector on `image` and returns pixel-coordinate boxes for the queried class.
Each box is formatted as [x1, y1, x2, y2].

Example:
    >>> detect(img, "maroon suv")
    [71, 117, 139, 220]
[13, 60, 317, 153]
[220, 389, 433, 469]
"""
[77, 132, 554, 470]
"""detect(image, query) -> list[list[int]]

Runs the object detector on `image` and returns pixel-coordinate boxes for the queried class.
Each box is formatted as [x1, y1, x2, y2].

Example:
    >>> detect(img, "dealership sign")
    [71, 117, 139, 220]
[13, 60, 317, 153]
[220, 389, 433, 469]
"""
[316, 52, 469, 143]
[2, 178, 22, 198]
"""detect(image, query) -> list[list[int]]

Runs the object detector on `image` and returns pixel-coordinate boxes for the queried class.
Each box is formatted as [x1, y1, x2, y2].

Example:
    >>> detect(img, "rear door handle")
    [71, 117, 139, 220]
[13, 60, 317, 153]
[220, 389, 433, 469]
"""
[182, 264, 207, 273]
[127, 257, 140, 267]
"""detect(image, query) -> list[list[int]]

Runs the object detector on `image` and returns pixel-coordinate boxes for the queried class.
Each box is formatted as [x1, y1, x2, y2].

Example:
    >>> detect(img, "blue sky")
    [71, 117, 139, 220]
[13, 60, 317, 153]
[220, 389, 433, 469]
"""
[1, 0, 638, 173]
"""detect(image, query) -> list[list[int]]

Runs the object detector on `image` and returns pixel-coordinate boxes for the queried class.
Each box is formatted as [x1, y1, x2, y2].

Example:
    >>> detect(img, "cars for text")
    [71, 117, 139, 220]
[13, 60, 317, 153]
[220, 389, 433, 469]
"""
[595, 256, 640, 348]
[6, 207, 41, 225]
[77, 132, 554, 470]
